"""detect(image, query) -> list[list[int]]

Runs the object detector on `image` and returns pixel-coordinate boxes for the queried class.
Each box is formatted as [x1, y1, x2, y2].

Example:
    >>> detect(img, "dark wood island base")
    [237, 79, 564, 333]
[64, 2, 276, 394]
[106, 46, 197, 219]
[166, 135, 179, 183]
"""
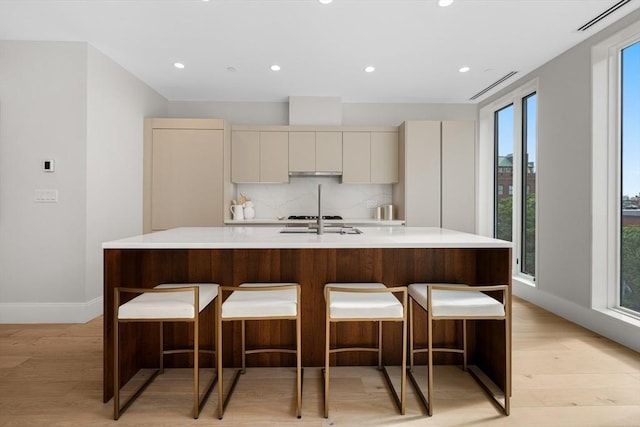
[104, 246, 511, 403]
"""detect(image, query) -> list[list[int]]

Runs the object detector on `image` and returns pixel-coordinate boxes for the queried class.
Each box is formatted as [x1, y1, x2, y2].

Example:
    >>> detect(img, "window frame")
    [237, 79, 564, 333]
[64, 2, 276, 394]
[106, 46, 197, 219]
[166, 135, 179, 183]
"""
[592, 21, 640, 319]
[479, 79, 538, 285]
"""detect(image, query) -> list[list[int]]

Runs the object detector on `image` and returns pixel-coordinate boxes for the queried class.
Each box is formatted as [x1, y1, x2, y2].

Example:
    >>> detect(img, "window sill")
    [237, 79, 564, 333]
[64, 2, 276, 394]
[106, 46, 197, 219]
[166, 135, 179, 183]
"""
[595, 307, 640, 327]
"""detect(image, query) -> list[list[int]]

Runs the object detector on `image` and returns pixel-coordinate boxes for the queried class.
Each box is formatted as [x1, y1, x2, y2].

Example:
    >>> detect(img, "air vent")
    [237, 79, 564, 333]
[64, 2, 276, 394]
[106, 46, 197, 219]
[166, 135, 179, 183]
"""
[469, 71, 518, 101]
[577, 0, 631, 32]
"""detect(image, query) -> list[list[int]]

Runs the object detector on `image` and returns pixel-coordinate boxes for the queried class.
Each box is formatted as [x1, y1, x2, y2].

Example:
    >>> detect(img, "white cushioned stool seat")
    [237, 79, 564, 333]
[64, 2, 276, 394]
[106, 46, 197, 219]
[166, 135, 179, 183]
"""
[221, 283, 298, 319]
[325, 283, 404, 319]
[408, 283, 505, 317]
[118, 283, 219, 320]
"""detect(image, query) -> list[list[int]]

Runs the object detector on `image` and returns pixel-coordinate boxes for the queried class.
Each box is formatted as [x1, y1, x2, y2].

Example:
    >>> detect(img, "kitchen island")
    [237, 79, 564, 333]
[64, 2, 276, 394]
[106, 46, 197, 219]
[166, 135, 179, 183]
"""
[103, 226, 511, 402]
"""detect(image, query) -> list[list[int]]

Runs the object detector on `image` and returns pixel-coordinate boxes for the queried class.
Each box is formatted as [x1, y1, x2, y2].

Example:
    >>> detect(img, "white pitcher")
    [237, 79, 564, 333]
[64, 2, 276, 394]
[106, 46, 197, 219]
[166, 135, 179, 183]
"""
[243, 201, 255, 220]
[230, 204, 244, 220]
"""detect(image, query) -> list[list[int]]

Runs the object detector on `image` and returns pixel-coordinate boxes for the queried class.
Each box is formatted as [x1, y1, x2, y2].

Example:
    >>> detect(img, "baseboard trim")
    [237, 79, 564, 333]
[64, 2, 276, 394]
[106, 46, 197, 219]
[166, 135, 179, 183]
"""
[513, 279, 640, 352]
[0, 296, 103, 323]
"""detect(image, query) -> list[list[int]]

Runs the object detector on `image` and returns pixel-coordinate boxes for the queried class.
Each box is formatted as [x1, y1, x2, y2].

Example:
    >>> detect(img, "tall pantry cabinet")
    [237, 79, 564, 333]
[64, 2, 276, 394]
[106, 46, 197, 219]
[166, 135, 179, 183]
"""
[393, 120, 475, 233]
[143, 118, 232, 233]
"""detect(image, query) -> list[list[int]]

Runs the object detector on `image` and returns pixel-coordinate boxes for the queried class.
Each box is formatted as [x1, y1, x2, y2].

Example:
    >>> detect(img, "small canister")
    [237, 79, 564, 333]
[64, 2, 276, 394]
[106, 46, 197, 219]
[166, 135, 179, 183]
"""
[383, 204, 394, 220]
[374, 206, 383, 220]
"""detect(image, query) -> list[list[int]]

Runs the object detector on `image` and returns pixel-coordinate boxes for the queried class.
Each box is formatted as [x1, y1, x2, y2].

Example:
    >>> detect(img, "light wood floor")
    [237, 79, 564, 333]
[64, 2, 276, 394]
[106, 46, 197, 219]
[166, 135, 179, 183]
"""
[1, 297, 638, 426]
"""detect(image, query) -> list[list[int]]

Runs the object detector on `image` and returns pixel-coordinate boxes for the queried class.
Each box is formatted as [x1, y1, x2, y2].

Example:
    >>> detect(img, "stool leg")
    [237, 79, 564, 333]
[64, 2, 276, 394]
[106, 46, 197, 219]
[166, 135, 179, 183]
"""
[217, 302, 224, 419]
[241, 319, 246, 374]
[113, 318, 120, 420]
[377, 321, 383, 370]
[159, 322, 164, 374]
[193, 316, 199, 418]
[324, 312, 330, 417]
[462, 320, 467, 371]
[409, 300, 414, 372]
[505, 297, 511, 415]
[427, 311, 433, 416]
[401, 293, 407, 415]
[296, 307, 302, 418]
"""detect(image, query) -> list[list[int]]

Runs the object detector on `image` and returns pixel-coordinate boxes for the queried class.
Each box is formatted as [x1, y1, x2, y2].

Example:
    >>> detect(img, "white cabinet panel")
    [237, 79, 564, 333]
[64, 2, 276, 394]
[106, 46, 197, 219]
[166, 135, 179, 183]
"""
[151, 128, 224, 231]
[371, 132, 398, 184]
[231, 131, 260, 183]
[342, 132, 371, 183]
[289, 131, 315, 172]
[441, 120, 475, 233]
[316, 131, 342, 172]
[260, 131, 289, 183]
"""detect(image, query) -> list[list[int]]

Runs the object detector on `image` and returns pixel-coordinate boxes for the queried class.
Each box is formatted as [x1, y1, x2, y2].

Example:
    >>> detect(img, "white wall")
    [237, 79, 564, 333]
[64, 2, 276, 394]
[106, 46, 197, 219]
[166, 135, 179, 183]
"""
[0, 41, 167, 323]
[85, 45, 167, 303]
[478, 10, 640, 351]
[168, 100, 476, 126]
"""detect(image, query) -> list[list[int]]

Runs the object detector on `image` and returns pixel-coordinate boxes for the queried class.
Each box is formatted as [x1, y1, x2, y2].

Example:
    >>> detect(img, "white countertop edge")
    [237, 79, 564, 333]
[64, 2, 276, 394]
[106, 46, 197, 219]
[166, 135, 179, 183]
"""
[103, 227, 512, 249]
[224, 219, 405, 225]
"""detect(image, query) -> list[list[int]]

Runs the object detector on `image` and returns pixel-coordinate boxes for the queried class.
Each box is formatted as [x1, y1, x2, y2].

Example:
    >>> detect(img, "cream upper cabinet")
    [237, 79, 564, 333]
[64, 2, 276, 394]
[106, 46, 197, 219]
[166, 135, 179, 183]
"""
[289, 132, 316, 172]
[260, 131, 289, 183]
[441, 120, 475, 233]
[232, 130, 289, 183]
[232, 131, 260, 183]
[343, 131, 398, 184]
[316, 131, 342, 172]
[342, 132, 371, 183]
[144, 118, 231, 233]
[393, 120, 475, 231]
[371, 132, 398, 184]
[393, 121, 441, 227]
[289, 131, 342, 173]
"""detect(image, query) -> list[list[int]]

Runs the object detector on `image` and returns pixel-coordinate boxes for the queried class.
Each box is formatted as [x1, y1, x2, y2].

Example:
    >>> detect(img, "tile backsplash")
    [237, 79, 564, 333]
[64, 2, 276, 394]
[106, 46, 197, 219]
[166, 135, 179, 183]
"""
[236, 176, 392, 219]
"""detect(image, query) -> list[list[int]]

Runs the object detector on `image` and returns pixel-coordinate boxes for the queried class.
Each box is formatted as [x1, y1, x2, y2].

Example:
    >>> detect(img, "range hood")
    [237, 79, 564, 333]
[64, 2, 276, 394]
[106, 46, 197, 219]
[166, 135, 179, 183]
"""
[289, 171, 342, 177]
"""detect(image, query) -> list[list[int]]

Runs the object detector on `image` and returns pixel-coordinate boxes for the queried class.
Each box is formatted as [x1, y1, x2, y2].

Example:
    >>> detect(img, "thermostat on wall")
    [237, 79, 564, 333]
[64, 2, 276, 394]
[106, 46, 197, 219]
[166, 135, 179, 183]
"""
[42, 159, 55, 172]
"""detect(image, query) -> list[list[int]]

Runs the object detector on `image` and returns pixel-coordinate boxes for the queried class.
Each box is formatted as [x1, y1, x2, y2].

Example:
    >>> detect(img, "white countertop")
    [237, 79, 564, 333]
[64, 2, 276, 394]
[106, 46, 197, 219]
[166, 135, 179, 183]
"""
[103, 227, 511, 249]
[224, 218, 405, 226]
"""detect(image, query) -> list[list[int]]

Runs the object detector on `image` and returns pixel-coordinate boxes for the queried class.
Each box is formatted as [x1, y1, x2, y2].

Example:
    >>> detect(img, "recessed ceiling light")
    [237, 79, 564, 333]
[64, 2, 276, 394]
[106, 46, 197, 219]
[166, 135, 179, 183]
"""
[173, 62, 185, 69]
[438, 0, 454, 7]
[319, 0, 333, 4]
[364, 66, 375, 73]
[270, 64, 281, 71]
[459, 66, 470, 73]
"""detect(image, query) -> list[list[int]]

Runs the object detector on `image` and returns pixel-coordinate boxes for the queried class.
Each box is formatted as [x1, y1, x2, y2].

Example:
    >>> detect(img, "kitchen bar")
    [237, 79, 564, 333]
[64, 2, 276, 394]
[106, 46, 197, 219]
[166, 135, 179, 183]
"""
[102, 226, 511, 403]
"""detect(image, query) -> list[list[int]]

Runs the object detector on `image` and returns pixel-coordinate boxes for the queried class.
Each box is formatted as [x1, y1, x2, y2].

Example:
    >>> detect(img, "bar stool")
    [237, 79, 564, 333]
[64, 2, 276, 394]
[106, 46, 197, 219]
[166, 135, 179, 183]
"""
[216, 283, 302, 419]
[323, 283, 407, 418]
[113, 283, 219, 420]
[407, 283, 510, 416]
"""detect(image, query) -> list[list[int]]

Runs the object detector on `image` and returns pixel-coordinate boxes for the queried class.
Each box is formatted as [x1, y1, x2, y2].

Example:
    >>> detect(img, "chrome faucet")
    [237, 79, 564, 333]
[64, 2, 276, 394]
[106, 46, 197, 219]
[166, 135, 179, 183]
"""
[317, 184, 324, 235]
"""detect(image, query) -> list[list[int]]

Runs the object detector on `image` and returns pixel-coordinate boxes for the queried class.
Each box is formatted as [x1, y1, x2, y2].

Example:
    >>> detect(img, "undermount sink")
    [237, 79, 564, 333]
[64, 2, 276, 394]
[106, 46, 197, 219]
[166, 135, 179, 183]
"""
[280, 226, 363, 235]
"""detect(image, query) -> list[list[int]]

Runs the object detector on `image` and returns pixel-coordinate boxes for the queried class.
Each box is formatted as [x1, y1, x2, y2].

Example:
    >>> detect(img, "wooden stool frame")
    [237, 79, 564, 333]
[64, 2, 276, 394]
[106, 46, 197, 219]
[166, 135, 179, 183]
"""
[216, 284, 302, 420]
[113, 286, 217, 420]
[323, 285, 407, 418]
[408, 284, 511, 416]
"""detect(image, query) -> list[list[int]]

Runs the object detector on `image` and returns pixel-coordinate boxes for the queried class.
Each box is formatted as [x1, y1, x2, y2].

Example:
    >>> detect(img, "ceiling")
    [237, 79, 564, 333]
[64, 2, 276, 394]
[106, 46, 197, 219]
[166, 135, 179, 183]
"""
[1, 0, 638, 103]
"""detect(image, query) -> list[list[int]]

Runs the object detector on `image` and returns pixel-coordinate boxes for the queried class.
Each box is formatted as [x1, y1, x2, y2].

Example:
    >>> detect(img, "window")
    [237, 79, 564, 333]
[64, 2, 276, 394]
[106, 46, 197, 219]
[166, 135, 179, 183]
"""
[494, 105, 514, 242]
[484, 83, 538, 283]
[592, 21, 640, 321]
[620, 40, 640, 313]
[522, 93, 537, 277]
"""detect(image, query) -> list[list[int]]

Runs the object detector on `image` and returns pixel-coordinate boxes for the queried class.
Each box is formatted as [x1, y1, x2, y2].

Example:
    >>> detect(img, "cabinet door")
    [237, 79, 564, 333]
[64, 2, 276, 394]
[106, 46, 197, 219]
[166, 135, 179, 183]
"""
[151, 129, 224, 230]
[371, 132, 398, 184]
[404, 121, 441, 226]
[289, 131, 316, 172]
[316, 131, 342, 172]
[441, 120, 475, 233]
[342, 132, 371, 183]
[232, 131, 260, 183]
[260, 131, 289, 183]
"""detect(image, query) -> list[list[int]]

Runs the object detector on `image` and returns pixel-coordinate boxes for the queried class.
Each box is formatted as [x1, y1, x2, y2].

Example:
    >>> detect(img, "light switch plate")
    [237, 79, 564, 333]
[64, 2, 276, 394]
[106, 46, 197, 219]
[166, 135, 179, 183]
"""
[35, 189, 58, 203]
